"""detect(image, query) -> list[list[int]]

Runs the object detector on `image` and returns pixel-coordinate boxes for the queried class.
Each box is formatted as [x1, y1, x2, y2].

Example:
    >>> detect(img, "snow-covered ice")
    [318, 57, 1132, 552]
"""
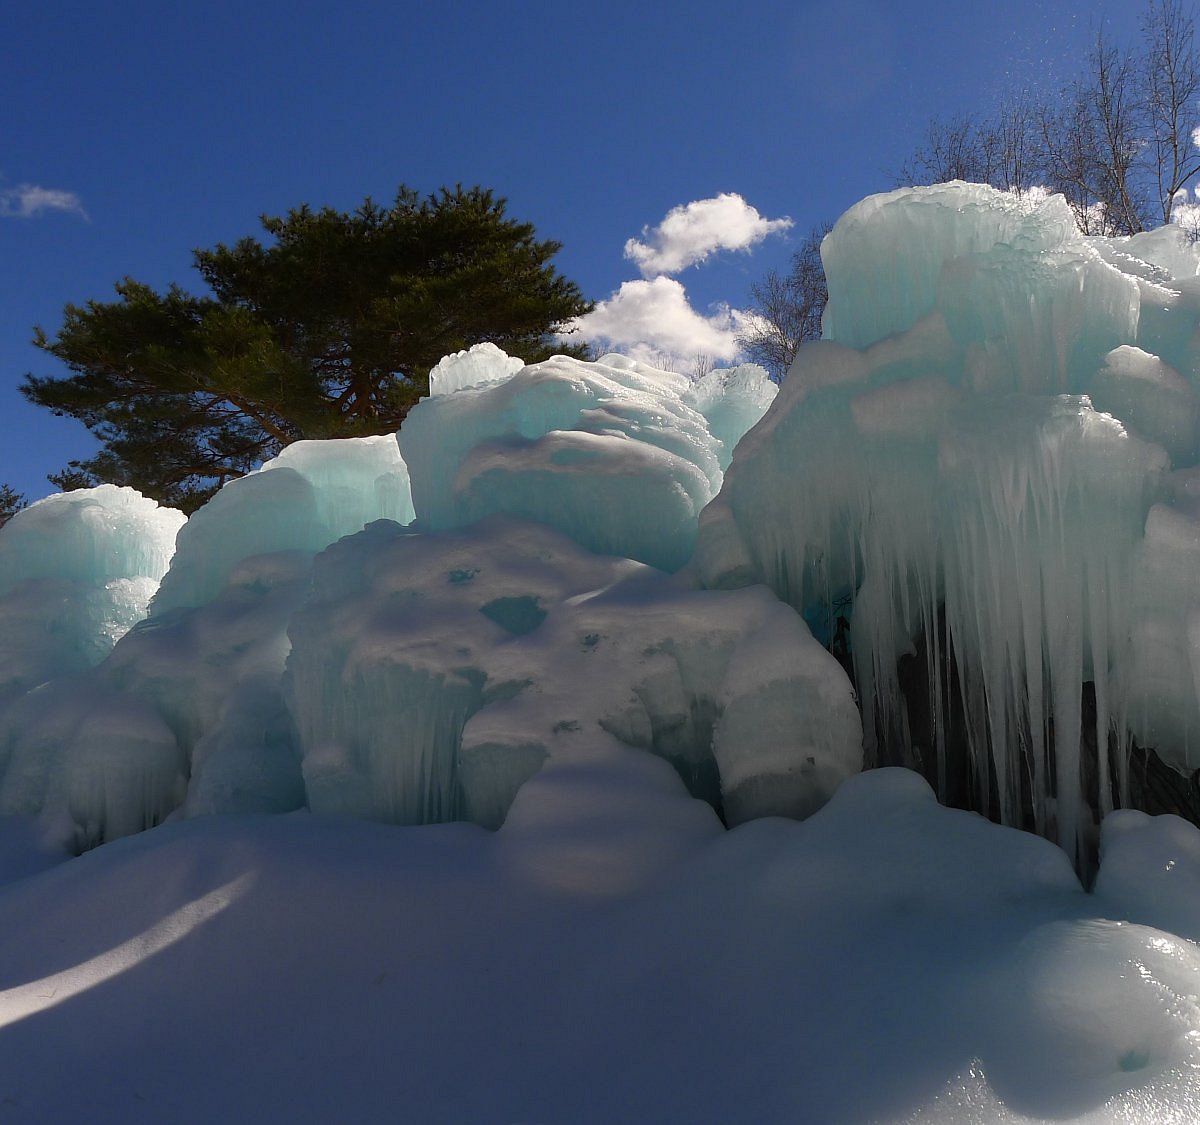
[4, 182, 1200, 1120]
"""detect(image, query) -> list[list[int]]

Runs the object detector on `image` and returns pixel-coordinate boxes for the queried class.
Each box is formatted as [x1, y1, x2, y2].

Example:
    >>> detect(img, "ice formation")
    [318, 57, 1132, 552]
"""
[0, 486, 184, 709]
[694, 181, 1200, 866]
[6, 181, 1200, 870]
[8, 182, 1200, 1119]
[401, 352, 731, 571]
[681, 361, 778, 471]
[152, 434, 413, 613]
[0, 351, 811, 846]
[288, 515, 859, 829]
[427, 340, 525, 395]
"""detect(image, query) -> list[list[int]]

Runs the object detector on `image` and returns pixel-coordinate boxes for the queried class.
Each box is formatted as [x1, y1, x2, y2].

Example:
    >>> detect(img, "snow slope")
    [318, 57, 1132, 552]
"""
[3, 768, 1199, 1123]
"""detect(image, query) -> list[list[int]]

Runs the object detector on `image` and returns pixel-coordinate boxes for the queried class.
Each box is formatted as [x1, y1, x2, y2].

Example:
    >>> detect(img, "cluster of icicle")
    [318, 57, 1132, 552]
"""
[695, 182, 1200, 867]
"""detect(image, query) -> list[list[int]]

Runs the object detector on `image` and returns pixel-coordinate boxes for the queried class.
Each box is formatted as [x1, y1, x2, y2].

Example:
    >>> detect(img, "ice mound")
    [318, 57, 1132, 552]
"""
[428, 341, 525, 395]
[1093, 808, 1200, 940]
[400, 352, 730, 571]
[0, 486, 185, 707]
[978, 918, 1200, 1116]
[0, 347, 792, 846]
[0, 484, 182, 594]
[0, 548, 310, 848]
[0, 511, 857, 847]
[153, 434, 413, 613]
[693, 181, 1200, 865]
[288, 514, 860, 829]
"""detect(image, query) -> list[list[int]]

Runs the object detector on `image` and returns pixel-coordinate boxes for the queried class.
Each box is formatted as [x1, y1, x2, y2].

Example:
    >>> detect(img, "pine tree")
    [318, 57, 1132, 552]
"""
[25, 186, 592, 511]
[0, 485, 26, 529]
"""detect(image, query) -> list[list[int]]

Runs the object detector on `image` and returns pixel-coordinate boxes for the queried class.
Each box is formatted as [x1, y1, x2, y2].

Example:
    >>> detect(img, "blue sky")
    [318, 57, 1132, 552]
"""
[1, 0, 1143, 502]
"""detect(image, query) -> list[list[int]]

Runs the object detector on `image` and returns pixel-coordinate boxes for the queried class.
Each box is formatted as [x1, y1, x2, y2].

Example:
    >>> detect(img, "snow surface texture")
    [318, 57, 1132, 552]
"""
[694, 181, 1200, 867]
[2, 769, 1199, 1123]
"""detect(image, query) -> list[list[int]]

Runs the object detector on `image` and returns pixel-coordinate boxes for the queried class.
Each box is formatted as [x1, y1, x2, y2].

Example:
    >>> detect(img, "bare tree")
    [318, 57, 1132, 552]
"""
[736, 224, 830, 382]
[900, 115, 992, 185]
[901, 101, 1042, 195]
[1035, 32, 1145, 235]
[1144, 0, 1200, 224]
[991, 98, 1042, 194]
[900, 0, 1200, 236]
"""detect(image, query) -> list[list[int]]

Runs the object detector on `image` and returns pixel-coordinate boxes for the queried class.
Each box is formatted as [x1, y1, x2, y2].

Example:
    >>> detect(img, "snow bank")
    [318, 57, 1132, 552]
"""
[1, 770, 1198, 1123]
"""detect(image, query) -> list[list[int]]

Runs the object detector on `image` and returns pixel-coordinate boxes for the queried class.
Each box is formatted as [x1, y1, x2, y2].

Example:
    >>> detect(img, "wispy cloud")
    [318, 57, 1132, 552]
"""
[624, 193, 792, 277]
[564, 276, 753, 367]
[0, 183, 88, 220]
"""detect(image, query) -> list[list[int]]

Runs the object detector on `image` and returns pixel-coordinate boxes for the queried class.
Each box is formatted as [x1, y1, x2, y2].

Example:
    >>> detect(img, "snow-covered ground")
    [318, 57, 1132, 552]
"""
[4, 766, 1200, 1123]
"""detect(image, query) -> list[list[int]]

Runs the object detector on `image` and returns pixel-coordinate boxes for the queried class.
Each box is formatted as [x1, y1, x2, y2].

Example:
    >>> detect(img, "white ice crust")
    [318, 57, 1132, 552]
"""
[427, 340, 525, 395]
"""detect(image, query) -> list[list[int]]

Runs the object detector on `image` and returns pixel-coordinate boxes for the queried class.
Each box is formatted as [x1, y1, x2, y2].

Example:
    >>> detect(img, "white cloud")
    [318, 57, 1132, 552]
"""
[563, 276, 753, 368]
[0, 183, 87, 220]
[624, 193, 792, 277]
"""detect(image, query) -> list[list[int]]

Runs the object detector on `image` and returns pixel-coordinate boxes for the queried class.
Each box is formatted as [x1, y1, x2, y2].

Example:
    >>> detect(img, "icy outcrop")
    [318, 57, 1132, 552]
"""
[0, 435, 416, 845]
[0, 508, 858, 847]
[428, 341, 525, 395]
[400, 353, 729, 571]
[288, 515, 860, 829]
[693, 182, 1200, 864]
[682, 362, 778, 470]
[0, 549, 310, 848]
[0, 486, 185, 707]
[153, 434, 413, 614]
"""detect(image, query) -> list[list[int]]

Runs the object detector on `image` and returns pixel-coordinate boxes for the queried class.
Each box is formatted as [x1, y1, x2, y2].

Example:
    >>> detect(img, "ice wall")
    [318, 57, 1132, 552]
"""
[12, 183, 1200, 866]
[0, 358, 829, 846]
[694, 181, 1200, 864]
